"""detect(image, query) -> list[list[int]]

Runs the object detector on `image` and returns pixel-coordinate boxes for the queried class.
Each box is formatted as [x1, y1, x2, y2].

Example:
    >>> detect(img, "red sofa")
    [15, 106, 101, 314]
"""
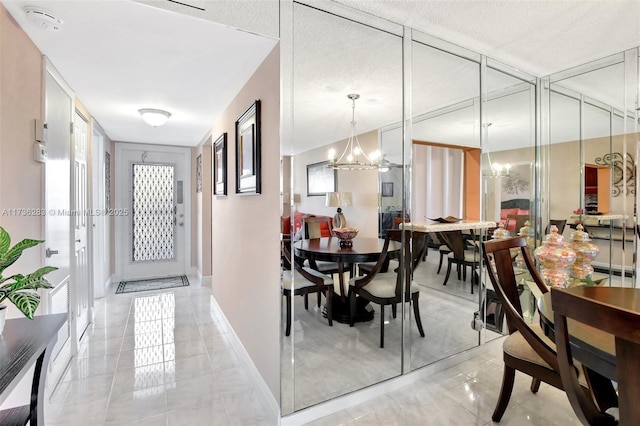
[282, 212, 333, 237]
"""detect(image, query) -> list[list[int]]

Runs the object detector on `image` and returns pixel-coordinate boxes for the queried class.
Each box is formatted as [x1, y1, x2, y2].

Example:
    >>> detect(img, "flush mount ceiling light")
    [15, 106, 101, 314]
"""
[138, 108, 172, 127]
[327, 94, 381, 170]
[24, 6, 63, 32]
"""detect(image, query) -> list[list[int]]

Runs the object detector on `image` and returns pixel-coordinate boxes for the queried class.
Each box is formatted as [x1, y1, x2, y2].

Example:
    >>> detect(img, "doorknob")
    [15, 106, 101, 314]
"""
[46, 248, 59, 258]
[178, 222, 184, 227]
[76, 239, 81, 243]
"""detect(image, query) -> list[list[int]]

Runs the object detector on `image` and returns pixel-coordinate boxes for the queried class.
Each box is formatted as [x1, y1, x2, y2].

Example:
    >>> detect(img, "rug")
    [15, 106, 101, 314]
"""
[116, 275, 189, 294]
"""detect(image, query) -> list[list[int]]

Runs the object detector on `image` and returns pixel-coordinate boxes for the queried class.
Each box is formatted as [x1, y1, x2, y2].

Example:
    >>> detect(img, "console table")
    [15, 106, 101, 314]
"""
[0, 313, 67, 425]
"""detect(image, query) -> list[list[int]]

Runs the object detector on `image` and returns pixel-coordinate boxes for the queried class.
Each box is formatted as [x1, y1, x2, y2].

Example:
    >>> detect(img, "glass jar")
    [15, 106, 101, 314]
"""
[569, 224, 599, 280]
[533, 225, 576, 287]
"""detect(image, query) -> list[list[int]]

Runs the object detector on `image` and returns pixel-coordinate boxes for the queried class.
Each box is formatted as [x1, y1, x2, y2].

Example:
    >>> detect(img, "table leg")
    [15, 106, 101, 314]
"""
[615, 338, 640, 424]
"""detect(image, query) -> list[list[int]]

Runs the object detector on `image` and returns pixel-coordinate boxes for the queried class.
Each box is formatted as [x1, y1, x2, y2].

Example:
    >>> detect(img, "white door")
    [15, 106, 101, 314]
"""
[116, 144, 190, 281]
[73, 110, 91, 340]
[43, 62, 73, 387]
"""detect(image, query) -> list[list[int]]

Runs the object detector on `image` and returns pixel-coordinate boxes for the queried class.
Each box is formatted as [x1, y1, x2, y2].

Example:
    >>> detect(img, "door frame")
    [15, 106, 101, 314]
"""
[114, 142, 192, 282]
[91, 122, 109, 299]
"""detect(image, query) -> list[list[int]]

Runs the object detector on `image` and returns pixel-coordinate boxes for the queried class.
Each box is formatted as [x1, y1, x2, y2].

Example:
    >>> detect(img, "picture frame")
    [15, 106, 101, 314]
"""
[213, 132, 227, 196]
[381, 182, 394, 197]
[235, 100, 261, 194]
[307, 161, 337, 196]
[196, 154, 202, 193]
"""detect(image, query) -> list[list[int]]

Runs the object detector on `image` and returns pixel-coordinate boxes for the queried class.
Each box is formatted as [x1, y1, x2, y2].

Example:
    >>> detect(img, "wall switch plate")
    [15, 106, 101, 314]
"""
[34, 143, 47, 163]
[34, 119, 46, 143]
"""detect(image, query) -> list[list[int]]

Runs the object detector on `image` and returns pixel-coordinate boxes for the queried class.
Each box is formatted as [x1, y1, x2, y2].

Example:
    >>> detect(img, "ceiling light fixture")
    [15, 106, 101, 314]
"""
[328, 94, 380, 170]
[138, 108, 172, 127]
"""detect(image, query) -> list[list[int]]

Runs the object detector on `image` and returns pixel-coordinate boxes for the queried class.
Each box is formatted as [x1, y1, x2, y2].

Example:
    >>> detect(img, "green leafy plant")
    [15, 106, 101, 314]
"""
[0, 226, 56, 319]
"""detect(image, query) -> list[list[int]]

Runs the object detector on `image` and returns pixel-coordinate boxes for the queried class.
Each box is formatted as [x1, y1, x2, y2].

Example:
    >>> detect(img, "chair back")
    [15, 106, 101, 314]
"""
[439, 230, 467, 260]
[546, 219, 567, 234]
[552, 287, 640, 425]
[303, 216, 331, 239]
[352, 229, 429, 298]
[392, 217, 410, 228]
[482, 237, 559, 370]
[506, 214, 529, 233]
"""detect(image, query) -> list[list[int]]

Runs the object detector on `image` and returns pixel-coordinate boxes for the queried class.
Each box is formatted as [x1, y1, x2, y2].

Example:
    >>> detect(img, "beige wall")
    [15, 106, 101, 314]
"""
[194, 142, 212, 277]
[294, 129, 379, 237]
[210, 45, 281, 400]
[0, 5, 45, 316]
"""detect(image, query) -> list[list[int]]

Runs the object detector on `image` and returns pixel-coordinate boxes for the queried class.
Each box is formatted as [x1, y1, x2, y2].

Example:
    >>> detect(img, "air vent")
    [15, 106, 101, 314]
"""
[24, 6, 64, 32]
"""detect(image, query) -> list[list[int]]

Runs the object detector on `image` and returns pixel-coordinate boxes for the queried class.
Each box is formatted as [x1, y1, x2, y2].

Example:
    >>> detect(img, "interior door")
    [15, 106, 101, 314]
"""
[73, 110, 91, 340]
[116, 144, 189, 281]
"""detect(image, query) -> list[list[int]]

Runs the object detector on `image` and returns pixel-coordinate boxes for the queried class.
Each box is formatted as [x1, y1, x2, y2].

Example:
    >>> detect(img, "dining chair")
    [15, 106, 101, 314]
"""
[281, 241, 334, 336]
[302, 216, 346, 276]
[546, 219, 567, 234]
[440, 230, 480, 293]
[348, 229, 428, 348]
[482, 236, 574, 422]
[358, 218, 408, 276]
[552, 286, 640, 425]
[505, 214, 529, 234]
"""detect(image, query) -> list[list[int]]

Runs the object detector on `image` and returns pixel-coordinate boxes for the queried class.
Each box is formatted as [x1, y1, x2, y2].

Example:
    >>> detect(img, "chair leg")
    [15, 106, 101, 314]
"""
[412, 293, 425, 337]
[349, 290, 356, 327]
[325, 288, 333, 327]
[437, 252, 445, 274]
[443, 260, 453, 286]
[317, 292, 321, 308]
[530, 377, 541, 393]
[457, 262, 462, 280]
[285, 292, 292, 337]
[492, 365, 516, 422]
[380, 304, 385, 348]
[392, 303, 397, 319]
[304, 294, 309, 310]
[463, 264, 467, 282]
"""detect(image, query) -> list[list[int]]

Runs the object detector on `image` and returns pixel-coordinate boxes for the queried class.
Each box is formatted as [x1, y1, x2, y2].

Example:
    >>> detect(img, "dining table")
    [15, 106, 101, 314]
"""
[538, 286, 640, 423]
[294, 236, 400, 323]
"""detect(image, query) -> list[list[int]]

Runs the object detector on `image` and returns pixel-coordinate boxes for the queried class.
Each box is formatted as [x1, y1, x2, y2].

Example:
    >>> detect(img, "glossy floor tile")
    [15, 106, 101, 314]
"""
[46, 276, 276, 426]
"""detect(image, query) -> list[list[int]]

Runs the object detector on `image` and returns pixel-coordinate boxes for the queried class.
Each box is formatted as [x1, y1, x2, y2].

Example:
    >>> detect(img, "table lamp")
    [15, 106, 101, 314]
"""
[325, 192, 352, 228]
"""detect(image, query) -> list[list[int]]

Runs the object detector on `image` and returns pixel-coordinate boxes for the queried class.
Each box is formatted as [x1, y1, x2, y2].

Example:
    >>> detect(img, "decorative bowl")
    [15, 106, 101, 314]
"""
[332, 228, 358, 247]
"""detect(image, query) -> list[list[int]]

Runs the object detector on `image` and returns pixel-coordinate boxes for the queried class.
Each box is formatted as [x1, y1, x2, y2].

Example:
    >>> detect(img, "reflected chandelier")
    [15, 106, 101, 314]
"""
[328, 94, 381, 170]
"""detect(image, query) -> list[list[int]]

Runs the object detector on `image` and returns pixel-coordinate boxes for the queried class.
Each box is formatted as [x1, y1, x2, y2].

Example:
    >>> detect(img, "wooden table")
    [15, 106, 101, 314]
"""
[0, 313, 67, 425]
[538, 287, 640, 423]
[294, 237, 400, 323]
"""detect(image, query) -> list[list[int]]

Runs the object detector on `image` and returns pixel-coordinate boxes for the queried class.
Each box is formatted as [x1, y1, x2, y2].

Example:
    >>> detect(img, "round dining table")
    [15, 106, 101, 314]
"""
[294, 237, 401, 323]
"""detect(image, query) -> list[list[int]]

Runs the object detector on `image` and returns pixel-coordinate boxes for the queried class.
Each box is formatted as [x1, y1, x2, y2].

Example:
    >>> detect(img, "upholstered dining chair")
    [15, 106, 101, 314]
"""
[505, 214, 529, 235]
[440, 230, 480, 293]
[348, 229, 428, 348]
[302, 216, 346, 276]
[482, 236, 582, 422]
[358, 218, 408, 276]
[281, 241, 334, 336]
[546, 219, 567, 234]
[552, 287, 638, 425]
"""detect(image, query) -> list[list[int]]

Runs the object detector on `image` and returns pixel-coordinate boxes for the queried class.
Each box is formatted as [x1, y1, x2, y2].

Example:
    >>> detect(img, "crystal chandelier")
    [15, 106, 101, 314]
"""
[327, 94, 381, 170]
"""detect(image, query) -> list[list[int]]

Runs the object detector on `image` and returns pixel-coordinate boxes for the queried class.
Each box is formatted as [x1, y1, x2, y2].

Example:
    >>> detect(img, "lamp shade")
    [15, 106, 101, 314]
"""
[325, 192, 352, 208]
[138, 108, 171, 127]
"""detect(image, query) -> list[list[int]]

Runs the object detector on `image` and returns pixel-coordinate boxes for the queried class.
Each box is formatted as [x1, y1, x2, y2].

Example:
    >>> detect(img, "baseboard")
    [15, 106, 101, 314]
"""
[280, 337, 504, 426]
[200, 275, 212, 286]
[208, 295, 280, 420]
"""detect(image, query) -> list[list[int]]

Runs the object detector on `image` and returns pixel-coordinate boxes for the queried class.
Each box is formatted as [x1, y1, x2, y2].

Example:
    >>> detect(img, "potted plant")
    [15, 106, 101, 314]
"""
[0, 226, 56, 332]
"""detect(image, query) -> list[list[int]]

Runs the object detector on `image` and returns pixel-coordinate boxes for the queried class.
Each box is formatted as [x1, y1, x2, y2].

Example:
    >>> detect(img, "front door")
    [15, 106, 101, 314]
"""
[72, 110, 91, 340]
[115, 144, 190, 281]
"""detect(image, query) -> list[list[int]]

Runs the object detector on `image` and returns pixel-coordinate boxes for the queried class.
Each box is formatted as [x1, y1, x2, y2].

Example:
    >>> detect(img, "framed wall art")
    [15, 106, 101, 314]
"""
[307, 161, 337, 196]
[235, 100, 261, 194]
[196, 154, 202, 193]
[213, 132, 227, 196]
[381, 182, 394, 197]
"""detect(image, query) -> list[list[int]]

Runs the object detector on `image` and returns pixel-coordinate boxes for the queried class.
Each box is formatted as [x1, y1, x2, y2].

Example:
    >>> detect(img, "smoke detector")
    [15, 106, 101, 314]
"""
[24, 7, 63, 32]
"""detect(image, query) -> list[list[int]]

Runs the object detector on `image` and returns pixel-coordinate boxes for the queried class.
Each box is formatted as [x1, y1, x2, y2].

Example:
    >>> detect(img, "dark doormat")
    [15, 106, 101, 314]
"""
[116, 275, 189, 294]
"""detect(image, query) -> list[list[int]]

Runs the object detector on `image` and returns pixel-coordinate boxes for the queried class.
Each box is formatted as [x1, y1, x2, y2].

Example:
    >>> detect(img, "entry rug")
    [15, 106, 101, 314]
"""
[116, 275, 189, 294]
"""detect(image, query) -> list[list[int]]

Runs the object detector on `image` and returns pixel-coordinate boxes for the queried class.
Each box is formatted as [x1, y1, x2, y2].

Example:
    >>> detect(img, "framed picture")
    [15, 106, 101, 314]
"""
[196, 154, 202, 193]
[235, 100, 261, 194]
[213, 133, 227, 196]
[382, 182, 394, 197]
[307, 161, 337, 196]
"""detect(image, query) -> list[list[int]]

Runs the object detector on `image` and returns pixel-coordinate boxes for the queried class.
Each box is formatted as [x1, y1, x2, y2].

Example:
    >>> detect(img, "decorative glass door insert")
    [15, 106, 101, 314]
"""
[132, 163, 175, 262]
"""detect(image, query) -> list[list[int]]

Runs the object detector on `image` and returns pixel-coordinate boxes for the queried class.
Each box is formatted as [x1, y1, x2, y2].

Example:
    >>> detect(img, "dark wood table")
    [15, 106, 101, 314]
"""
[294, 237, 400, 323]
[0, 313, 67, 425]
[538, 287, 640, 423]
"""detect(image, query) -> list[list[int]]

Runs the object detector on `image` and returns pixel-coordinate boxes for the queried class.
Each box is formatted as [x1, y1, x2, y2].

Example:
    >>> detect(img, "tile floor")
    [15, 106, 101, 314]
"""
[45, 264, 582, 425]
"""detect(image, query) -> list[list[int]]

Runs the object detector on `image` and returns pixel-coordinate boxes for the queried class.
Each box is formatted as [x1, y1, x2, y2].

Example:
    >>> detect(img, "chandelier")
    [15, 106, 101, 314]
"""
[328, 94, 381, 170]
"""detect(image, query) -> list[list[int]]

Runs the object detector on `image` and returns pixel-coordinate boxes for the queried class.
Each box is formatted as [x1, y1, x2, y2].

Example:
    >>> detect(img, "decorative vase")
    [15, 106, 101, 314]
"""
[569, 224, 600, 280]
[0, 305, 6, 335]
[516, 220, 535, 268]
[533, 225, 576, 287]
[492, 222, 511, 240]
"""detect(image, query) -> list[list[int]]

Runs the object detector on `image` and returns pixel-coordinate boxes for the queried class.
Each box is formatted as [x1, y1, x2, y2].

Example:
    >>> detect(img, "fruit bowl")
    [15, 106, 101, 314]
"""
[332, 228, 359, 247]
